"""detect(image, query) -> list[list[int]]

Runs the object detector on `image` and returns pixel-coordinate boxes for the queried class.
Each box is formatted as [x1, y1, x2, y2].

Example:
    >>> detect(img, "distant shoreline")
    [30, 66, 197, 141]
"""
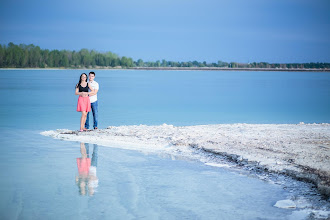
[129, 67, 330, 72]
[1, 67, 330, 72]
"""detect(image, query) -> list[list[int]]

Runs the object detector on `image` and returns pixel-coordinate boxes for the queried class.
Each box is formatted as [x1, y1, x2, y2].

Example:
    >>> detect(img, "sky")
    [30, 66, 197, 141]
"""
[0, 0, 329, 63]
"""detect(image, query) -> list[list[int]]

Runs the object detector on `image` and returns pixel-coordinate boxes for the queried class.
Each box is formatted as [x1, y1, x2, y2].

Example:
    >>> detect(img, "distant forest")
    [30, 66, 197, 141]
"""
[0, 42, 329, 69]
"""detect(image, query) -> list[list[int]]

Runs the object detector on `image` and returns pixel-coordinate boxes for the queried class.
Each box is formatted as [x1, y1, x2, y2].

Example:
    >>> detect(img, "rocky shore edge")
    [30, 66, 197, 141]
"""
[200, 147, 330, 198]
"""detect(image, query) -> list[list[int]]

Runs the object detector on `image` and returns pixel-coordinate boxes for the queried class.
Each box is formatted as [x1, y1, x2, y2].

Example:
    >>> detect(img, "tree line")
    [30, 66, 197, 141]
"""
[136, 60, 330, 69]
[0, 42, 329, 69]
[0, 42, 133, 68]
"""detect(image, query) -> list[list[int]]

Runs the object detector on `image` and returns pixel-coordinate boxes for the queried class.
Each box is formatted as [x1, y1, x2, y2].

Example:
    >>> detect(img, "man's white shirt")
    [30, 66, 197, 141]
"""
[89, 81, 99, 103]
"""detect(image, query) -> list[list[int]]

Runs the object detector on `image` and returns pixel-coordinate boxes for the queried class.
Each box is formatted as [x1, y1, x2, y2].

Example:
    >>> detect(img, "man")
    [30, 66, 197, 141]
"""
[85, 72, 99, 130]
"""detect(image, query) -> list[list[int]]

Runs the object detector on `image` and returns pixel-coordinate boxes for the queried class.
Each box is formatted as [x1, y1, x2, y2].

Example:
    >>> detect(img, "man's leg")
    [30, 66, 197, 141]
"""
[91, 144, 98, 167]
[85, 143, 90, 157]
[91, 101, 98, 129]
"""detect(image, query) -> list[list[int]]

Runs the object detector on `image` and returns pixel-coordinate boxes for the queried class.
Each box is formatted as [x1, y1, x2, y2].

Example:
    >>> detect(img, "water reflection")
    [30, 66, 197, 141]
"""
[75, 142, 99, 196]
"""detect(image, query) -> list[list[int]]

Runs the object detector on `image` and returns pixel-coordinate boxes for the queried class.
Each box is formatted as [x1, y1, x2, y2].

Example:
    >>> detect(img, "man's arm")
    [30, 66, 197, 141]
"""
[88, 89, 98, 96]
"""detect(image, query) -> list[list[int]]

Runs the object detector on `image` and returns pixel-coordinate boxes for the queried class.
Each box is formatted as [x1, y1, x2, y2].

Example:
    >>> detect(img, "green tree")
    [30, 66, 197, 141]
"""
[121, 56, 133, 67]
[59, 50, 69, 67]
[137, 59, 144, 67]
[161, 59, 167, 67]
[0, 45, 5, 67]
[112, 58, 120, 67]
[79, 49, 91, 67]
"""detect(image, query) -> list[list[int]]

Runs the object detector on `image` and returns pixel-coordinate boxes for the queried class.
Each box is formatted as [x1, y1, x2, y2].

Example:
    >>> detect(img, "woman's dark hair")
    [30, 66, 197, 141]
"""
[76, 73, 88, 88]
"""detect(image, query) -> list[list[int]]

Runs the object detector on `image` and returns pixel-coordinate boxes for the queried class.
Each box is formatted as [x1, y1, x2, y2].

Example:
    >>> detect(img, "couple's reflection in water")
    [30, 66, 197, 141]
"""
[76, 142, 99, 196]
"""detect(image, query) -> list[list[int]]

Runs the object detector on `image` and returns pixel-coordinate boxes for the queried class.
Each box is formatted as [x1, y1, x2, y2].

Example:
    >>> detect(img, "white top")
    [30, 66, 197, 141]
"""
[89, 81, 99, 103]
[88, 166, 98, 188]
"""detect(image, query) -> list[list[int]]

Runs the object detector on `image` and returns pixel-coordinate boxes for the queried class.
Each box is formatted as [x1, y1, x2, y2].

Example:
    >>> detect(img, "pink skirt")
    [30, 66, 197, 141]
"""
[77, 158, 91, 176]
[77, 96, 91, 112]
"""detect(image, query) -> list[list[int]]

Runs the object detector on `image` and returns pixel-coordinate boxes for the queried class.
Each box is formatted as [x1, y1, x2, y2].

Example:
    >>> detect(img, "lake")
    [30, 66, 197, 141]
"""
[0, 69, 329, 219]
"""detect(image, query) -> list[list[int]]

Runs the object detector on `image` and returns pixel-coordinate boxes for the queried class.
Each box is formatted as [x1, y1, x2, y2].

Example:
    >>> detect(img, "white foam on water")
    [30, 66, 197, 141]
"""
[204, 162, 231, 168]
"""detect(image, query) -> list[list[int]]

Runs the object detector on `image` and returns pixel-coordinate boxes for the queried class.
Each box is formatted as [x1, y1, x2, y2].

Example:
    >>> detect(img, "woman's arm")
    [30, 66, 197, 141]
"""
[75, 87, 80, 95]
[75, 87, 88, 97]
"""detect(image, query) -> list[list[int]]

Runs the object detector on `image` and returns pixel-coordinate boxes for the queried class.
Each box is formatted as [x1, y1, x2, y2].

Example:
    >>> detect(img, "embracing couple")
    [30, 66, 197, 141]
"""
[75, 72, 99, 131]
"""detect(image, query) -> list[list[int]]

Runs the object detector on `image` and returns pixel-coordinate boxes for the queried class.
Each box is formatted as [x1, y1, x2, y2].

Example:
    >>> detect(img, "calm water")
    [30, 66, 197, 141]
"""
[1, 69, 329, 130]
[0, 69, 329, 219]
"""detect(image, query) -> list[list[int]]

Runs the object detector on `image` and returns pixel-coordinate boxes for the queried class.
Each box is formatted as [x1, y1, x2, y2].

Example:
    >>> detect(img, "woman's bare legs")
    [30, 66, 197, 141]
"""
[80, 111, 88, 130]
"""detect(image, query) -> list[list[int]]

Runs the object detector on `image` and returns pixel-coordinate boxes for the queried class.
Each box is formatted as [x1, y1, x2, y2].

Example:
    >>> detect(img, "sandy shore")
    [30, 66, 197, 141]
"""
[41, 123, 330, 197]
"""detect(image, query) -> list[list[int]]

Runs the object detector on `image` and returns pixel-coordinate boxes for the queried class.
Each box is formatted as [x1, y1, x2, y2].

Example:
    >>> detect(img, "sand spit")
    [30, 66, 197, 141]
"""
[41, 123, 330, 196]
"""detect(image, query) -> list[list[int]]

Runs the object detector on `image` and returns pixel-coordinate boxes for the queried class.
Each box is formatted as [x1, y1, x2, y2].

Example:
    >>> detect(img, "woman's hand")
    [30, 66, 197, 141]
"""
[80, 92, 88, 97]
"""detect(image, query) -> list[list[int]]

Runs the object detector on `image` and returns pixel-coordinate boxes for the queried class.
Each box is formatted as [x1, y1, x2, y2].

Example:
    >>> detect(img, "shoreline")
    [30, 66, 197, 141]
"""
[41, 123, 330, 198]
[1, 67, 330, 72]
[130, 67, 330, 72]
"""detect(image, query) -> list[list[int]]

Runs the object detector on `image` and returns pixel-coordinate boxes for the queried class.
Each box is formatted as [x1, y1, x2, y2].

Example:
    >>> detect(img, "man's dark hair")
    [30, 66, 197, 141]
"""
[89, 72, 95, 76]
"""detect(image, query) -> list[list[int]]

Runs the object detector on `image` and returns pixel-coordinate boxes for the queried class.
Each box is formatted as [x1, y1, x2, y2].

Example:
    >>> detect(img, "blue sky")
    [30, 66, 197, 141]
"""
[0, 0, 329, 63]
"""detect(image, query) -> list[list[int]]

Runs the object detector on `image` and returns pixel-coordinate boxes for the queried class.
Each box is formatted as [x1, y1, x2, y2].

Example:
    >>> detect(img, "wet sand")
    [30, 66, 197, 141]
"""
[41, 123, 330, 197]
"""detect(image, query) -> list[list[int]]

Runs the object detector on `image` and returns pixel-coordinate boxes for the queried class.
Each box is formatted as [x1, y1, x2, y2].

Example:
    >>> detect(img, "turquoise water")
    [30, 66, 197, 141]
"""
[1, 69, 329, 130]
[0, 69, 329, 219]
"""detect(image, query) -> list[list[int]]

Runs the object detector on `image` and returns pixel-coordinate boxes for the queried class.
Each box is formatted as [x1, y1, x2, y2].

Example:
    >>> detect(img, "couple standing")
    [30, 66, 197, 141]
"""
[75, 72, 99, 131]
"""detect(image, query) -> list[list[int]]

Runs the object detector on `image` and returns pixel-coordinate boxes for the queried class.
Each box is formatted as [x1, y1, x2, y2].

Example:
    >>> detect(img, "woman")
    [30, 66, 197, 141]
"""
[75, 142, 98, 196]
[76, 142, 91, 195]
[75, 73, 94, 131]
